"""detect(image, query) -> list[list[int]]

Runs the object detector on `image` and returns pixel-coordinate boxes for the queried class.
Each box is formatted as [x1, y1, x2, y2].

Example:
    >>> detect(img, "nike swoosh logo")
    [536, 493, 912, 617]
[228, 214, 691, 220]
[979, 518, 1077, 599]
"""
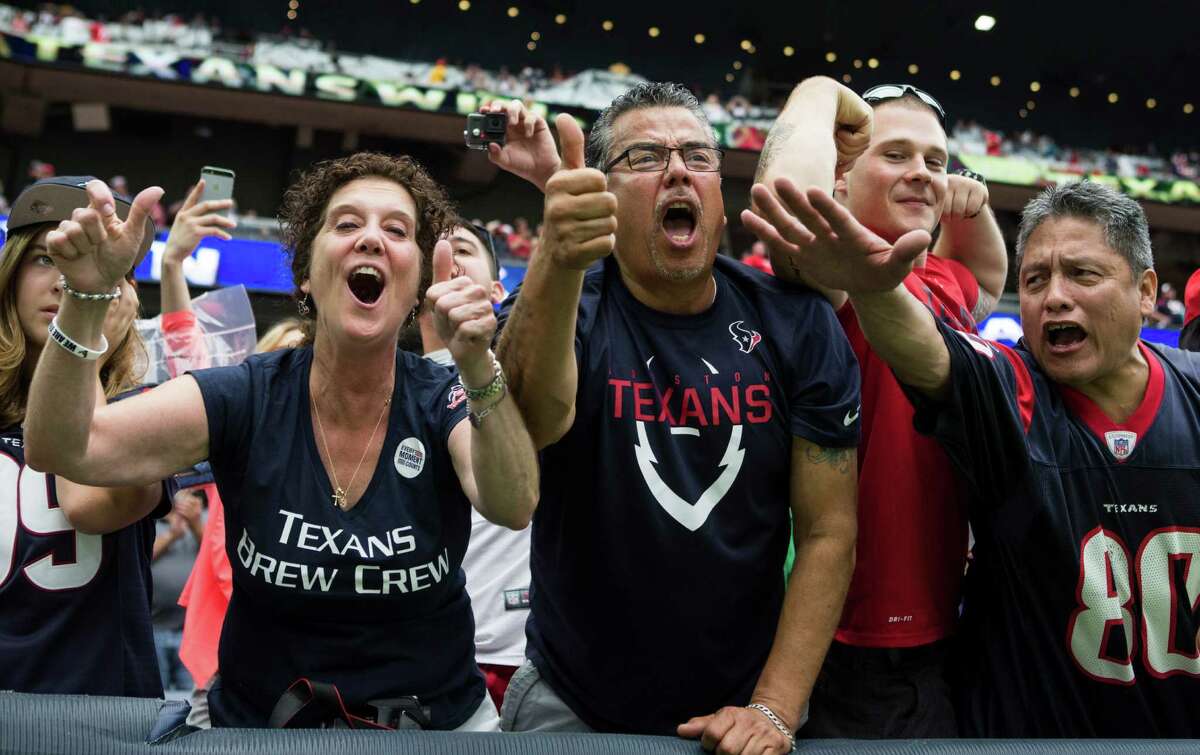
[843, 407, 860, 426]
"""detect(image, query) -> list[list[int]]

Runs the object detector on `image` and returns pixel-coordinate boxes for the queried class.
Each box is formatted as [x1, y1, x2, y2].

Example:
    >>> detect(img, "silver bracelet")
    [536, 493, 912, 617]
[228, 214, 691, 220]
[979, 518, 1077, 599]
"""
[60, 274, 121, 302]
[746, 703, 796, 750]
[466, 381, 508, 428]
[48, 316, 108, 361]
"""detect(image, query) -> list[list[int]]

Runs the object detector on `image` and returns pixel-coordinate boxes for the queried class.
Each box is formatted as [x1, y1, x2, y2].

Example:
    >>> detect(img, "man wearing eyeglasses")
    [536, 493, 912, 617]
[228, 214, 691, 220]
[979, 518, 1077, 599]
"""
[745, 77, 1007, 738]
[492, 85, 860, 754]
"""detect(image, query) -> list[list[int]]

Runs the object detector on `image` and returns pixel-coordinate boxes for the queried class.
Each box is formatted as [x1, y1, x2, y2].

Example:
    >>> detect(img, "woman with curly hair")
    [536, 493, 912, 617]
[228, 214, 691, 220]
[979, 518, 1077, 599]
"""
[0, 176, 167, 697]
[24, 153, 540, 729]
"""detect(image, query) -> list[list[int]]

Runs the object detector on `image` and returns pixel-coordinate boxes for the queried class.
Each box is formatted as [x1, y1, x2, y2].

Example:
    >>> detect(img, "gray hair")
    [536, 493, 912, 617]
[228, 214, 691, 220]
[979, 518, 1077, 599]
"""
[1016, 180, 1153, 279]
[585, 82, 715, 170]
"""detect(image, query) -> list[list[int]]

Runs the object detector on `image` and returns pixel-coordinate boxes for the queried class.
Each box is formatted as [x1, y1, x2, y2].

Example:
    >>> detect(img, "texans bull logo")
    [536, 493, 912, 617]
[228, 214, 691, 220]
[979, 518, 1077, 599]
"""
[729, 320, 762, 353]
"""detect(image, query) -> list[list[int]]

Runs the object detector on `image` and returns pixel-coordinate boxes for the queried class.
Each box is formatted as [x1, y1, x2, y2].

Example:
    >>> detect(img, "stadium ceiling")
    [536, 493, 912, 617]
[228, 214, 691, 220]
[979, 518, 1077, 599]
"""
[53, 0, 1200, 149]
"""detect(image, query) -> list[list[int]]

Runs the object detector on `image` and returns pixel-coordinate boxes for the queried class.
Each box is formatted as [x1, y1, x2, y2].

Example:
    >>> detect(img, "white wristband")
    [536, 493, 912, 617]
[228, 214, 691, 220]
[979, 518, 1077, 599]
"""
[48, 316, 108, 361]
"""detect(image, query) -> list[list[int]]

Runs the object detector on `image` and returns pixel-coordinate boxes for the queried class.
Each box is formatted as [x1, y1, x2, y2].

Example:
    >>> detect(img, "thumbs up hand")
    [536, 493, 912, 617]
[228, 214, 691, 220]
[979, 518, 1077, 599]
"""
[426, 239, 497, 386]
[540, 114, 618, 271]
[46, 180, 163, 296]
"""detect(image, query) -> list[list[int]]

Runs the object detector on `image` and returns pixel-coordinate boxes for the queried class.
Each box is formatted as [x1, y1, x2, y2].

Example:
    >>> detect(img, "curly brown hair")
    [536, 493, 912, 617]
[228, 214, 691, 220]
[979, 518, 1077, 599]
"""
[278, 152, 456, 338]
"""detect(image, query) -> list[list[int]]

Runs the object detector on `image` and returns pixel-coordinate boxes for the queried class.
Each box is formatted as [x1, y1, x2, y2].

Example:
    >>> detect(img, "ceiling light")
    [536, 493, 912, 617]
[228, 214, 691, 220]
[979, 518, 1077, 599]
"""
[733, 61, 743, 70]
[601, 19, 613, 31]
[1026, 100, 1036, 110]
[286, 9, 296, 18]
[1018, 108, 1028, 118]
[725, 73, 734, 82]
[1029, 81, 1041, 92]
[530, 31, 540, 40]
[990, 75, 1001, 86]
[458, 0, 469, 10]
[867, 57, 879, 69]
[648, 26, 660, 37]
[975, 14, 996, 31]
[741, 39, 752, 51]
[949, 69, 961, 80]
[554, 13, 566, 24]
[1069, 86, 1080, 98]
[825, 51, 837, 63]
[1146, 98, 1157, 109]
[694, 33, 706, 44]
[853, 58, 863, 69]
[842, 74, 852, 83]
[1186, 103, 1195, 114]
[1107, 92, 1119, 104]
[783, 46, 794, 57]
[507, 6, 518, 17]
[907, 63, 919, 74]
[527, 41, 536, 50]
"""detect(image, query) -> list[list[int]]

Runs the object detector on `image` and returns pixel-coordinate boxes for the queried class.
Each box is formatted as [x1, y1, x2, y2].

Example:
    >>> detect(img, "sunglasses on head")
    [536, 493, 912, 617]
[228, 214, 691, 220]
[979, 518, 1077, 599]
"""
[861, 84, 947, 124]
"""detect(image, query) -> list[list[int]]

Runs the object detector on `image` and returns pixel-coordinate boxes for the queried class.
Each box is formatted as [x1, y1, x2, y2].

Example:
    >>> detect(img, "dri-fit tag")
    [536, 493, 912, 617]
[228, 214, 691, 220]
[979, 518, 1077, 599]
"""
[503, 588, 531, 610]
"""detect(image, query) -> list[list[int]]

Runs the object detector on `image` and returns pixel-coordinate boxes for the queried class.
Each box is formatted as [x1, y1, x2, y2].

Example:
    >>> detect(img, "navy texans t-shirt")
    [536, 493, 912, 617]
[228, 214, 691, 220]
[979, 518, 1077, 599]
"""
[500, 255, 861, 733]
[191, 347, 483, 728]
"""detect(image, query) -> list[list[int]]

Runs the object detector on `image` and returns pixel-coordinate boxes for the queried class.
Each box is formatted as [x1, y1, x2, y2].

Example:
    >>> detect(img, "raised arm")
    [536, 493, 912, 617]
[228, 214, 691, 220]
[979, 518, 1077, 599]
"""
[25, 180, 211, 487]
[427, 240, 539, 529]
[494, 115, 617, 448]
[749, 77, 873, 306]
[931, 173, 1007, 320]
[159, 179, 236, 314]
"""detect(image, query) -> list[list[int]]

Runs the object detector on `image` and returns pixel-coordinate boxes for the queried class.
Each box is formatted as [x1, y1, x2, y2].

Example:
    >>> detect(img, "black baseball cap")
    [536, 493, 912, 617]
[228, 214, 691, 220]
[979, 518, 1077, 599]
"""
[7, 176, 157, 267]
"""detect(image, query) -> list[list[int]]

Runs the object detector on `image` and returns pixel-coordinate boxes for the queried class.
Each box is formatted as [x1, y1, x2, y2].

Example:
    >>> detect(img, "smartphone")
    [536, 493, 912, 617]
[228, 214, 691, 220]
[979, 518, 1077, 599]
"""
[463, 112, 507, 150]
[200, 166, 236, 217]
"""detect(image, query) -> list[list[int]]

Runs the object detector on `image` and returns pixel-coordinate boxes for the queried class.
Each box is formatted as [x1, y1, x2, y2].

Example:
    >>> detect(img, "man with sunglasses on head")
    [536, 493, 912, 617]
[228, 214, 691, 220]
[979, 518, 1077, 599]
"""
[415, 220, 529, 712]
[745, 77, 1007, 738]
[490, 86, 860, 754]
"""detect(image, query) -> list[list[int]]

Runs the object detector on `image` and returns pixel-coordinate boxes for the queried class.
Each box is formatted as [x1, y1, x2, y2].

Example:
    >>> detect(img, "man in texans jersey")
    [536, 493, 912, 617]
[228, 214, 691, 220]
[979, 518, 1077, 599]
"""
[749, 176, 1200, 736]
[493, 84, 860, 754]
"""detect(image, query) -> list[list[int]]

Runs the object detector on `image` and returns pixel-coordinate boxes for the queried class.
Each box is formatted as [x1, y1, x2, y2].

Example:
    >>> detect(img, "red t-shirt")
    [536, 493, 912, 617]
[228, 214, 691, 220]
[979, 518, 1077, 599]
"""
[835, 255, 979, 647]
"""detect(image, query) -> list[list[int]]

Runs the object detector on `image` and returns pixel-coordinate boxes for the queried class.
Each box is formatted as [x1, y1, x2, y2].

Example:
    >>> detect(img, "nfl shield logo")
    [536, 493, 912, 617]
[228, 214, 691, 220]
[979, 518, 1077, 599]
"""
[1104, 430, 1138, 461]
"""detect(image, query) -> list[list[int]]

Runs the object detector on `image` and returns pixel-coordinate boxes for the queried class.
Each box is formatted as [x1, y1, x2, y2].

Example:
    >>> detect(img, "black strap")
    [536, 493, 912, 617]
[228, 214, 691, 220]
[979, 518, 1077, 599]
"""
[268, 678, 392, 730]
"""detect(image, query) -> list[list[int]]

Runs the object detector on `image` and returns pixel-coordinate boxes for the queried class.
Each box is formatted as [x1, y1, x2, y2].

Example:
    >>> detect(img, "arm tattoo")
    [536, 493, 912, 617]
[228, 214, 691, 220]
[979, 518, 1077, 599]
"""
[971, 289, 999, 323]
[754, 121, 797, 183]
[803, 445, 853, 475]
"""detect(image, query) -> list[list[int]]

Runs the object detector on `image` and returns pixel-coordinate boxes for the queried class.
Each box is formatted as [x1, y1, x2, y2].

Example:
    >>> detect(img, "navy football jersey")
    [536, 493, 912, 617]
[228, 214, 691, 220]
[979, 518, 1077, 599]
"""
[191, 347, 484, 728]
[0, 426, 164, 697]
[499, 255, 860, 733]
[909, 320, 1200, 737]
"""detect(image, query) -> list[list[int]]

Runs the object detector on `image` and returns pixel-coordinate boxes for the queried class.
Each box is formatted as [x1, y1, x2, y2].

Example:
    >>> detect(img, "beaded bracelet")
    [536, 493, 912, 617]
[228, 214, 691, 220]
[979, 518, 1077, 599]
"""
[747, 703, 796, 751]
[60, 275, 121, 302]
[463, 352, 506, 402]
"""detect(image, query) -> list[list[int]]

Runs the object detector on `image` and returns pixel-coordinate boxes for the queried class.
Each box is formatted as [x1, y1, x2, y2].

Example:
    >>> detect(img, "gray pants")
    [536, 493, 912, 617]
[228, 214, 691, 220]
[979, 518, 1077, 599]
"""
[499, 660, 594, 732]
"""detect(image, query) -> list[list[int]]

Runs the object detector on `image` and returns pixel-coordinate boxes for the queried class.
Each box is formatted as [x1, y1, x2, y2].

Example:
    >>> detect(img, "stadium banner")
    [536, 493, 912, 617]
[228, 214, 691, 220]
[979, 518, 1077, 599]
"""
[0, 30, 591, 125]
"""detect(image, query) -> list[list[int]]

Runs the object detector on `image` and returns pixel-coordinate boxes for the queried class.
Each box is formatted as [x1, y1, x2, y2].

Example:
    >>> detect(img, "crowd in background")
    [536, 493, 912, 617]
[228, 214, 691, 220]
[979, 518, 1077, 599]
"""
[4, 2, 1198, 185]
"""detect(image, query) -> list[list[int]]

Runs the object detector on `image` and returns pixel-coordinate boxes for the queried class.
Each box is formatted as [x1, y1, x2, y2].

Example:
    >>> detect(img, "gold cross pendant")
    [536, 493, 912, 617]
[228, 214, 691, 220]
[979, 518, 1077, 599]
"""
[332, 487, 347, 509]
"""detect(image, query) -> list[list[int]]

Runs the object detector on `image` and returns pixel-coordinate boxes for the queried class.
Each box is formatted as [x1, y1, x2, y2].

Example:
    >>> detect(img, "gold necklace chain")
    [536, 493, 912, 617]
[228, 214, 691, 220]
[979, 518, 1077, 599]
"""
[311, 385, 392, 510]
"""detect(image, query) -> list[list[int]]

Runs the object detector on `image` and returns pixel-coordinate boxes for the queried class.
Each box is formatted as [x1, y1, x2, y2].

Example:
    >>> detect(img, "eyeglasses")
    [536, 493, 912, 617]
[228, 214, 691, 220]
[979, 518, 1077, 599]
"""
[860, 84, 947, 124]
[603, 144, 724, 174]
